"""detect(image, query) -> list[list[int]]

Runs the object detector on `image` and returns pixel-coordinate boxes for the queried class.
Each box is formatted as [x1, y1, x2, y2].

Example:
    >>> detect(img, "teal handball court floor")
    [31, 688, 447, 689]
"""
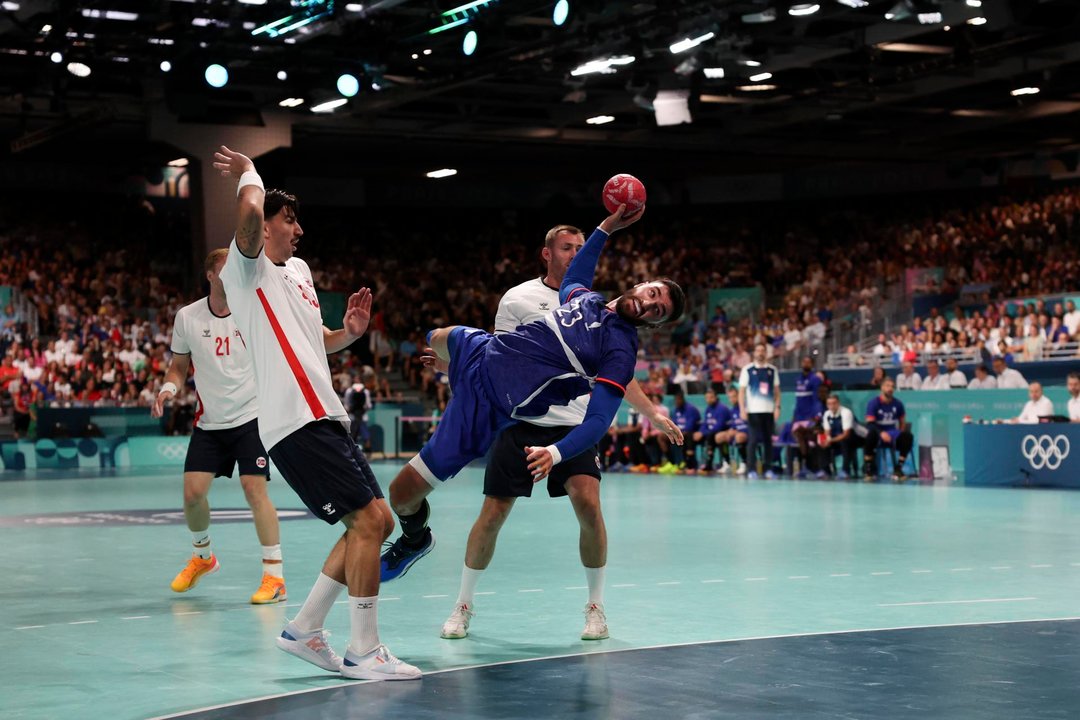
[4, 465, 1080, 719]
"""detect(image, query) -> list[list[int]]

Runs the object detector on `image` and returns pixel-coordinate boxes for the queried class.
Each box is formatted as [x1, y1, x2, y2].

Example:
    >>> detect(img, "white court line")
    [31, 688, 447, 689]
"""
[879, 597, 1037, 607]
[422, 594, 449, 599]
[870, 572, 893, 576]
[911, 570, 933, 574]
[829, 573, 851, 578]
[612, 583, 636, 588]
[176, 612, 202, 616]
[702, 579, 725, 584]
[1031, 564, 1053, 568]
[145, 615, 1080, 720]
[788, 576, 810, 580]
[564, 586, 587, 590]
[380, 597, 401, 602]
[950, 568, 973, 572]
[518, 589, 544, 593]
[15, 625, 45, 630]
[122, 616, 150, 620]
[657, 581, 681, 586]
[474, 591, 496, 596]
[990, 566, 1012, 570]
[745, 577, 767, 582]
[69, 620, 98, 625]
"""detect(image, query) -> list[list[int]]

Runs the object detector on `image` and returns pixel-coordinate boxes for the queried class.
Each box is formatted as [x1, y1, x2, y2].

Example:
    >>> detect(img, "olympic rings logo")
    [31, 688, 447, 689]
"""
[1021, 434, 1071, 471]
[157, 442, 187, 460]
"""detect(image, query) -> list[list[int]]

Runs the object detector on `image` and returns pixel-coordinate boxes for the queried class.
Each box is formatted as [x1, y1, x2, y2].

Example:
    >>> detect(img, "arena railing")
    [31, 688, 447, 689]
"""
[825, 342, 1080, 368]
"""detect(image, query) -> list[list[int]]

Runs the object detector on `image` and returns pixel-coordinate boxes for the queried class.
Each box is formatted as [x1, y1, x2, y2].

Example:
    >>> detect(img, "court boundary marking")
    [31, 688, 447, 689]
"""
[147, 614, 1080, 720]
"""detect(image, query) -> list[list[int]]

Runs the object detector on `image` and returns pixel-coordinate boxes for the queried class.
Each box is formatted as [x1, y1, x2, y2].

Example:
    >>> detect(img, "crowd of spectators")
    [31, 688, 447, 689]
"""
[2, 181, 1080, 440]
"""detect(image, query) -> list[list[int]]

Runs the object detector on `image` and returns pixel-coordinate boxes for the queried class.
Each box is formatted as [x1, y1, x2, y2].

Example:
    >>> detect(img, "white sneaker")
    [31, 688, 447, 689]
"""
[440, 602, 474, 639]
[734, 464, 747, 476]
[581, 602, 609, 640]
[718, 461, 731, 474]
[341, 644, 422, 681]
[276, 622, 343, 672]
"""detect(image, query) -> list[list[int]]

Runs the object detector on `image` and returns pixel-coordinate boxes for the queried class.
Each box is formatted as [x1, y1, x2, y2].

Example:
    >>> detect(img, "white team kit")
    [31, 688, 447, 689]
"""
[170, 298, 258, 430]
[494, 277, 589, 427]
[219, 241, 349, 451]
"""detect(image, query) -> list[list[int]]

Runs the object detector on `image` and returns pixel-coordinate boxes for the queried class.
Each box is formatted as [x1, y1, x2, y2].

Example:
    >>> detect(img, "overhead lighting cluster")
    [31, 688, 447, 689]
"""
[670, 32, 714, 54]
[251, 0, 335, 39]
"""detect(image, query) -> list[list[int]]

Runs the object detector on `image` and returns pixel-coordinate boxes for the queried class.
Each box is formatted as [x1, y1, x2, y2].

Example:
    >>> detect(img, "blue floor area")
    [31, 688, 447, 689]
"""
[4, 463, 1080, 720]
[167, 620, 1080, 720]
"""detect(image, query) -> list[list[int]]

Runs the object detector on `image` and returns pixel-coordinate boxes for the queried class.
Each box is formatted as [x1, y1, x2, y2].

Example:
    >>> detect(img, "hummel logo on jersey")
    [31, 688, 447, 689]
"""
[322, 503, 335, 515]
[202, 328, 211, 337]
[539, 302, 549, 311]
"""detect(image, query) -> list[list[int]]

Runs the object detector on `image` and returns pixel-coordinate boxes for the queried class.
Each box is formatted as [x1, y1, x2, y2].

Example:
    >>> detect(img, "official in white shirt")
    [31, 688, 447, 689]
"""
[1013, 382, 1054, 424]
[1067, 372, 1080, 422]
[992, 357, 1029, 389]
[967, 364, 998, 390]
[921, 359, 949, 391]
[944, 357, 968, 389]
[896, 360, 922, 391]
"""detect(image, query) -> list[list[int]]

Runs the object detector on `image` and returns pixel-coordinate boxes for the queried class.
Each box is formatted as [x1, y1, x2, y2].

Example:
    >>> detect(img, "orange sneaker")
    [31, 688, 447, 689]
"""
[170, 554, 220, 593]
[251, 573, 287, 604]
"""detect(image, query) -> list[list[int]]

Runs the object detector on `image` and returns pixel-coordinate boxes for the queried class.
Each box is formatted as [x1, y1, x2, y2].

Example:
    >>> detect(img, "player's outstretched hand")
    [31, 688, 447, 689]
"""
[654, 415, 684, 446]
[151, 388, 173, 419]
[599, 203, 645, 234]
[419, 347, 449, 374]
[212, 146, 255, 179]
[343, 288, 372, 339]
[525, 446, 555, 482]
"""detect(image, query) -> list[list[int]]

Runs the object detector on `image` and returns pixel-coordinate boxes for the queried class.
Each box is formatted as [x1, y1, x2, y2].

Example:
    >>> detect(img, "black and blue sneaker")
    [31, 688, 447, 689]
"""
[380, 531, 436, 582]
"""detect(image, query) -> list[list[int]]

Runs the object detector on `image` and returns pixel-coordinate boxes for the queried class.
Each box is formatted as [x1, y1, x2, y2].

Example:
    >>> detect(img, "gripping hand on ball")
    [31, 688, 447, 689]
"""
[599, 203, 645, 234]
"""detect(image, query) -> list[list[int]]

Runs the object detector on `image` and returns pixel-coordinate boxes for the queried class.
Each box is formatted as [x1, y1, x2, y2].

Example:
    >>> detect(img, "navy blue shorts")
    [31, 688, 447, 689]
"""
[269, 419, 383, 525]
[485, 423, 601, 499]
[410, 327, 511, 485]
[184, 418, 270, 479]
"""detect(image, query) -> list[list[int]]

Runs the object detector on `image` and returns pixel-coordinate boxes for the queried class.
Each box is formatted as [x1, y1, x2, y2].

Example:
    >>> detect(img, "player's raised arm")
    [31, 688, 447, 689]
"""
[213, 146, 264, 258]
[559, 204, 644, 305]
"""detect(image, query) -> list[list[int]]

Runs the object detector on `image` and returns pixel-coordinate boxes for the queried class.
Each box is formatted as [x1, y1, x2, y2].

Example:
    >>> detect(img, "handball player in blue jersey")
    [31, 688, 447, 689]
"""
[863, 376, 914, 480]
[380, 204, 686, 580]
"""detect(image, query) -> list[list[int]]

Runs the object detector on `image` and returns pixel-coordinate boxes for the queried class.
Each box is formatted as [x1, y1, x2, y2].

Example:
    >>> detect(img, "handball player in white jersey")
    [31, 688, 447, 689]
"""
[440, 224, 682, 642]
[213, 146, 419, 681]
[153, 248, 285, 605]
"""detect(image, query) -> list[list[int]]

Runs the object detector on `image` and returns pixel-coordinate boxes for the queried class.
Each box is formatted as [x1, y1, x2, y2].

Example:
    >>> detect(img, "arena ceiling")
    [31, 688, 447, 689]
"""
[1, 0, 1079, 172]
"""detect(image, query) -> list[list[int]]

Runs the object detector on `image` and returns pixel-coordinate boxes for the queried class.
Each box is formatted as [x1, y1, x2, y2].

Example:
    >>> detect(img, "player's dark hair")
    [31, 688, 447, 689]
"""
[264, 189, 299, 221]
[204, 247, 228, 274]
[659, 278, 685, 324]
[1069, 372, 1080, 382]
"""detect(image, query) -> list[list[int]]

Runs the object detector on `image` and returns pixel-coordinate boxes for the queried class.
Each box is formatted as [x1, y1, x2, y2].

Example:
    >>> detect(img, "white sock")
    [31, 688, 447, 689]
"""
[349, 595, 380, 656]
[262, 544, 283, 578]
[191, 531, 211, 560]
[456, 565, 484, 606]
[585, 566, 605, 605]
[292, 573, 345, 633]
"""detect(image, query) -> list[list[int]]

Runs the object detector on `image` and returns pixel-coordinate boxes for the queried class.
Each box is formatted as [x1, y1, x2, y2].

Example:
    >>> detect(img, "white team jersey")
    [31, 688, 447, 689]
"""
[495, 277, 589, 427]
[220, 240, 348, 451]
[170, 297, 258, 430]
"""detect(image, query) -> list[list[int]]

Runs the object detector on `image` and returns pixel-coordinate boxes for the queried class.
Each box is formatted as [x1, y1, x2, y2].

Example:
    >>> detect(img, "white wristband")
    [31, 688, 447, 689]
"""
[544, 444, 563, 467]
[237, 170, 264, 197]
[160, 382, 178, 396]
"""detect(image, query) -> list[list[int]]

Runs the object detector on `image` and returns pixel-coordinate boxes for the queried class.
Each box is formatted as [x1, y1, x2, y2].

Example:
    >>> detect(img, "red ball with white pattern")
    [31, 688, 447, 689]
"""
[601, 174, 646, 215]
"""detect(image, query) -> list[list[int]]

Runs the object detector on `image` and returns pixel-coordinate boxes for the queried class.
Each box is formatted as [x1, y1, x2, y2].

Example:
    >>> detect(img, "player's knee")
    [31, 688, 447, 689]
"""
[183, 485, 208, 507]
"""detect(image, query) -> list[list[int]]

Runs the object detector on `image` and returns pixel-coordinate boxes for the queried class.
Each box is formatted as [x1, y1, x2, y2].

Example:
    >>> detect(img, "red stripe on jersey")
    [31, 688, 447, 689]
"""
[193, 389, 204, 428]
[256, 288, 327, 420]
[567, 286, 589, 301]
[595, 377, 626, 395]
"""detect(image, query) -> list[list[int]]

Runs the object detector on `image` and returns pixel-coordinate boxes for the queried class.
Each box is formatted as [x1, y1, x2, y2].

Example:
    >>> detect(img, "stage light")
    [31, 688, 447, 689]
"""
[967, 16, 987, 25]
[50, 51, 63, 63]
[426, 168, 457, 179]
[462, 30, 477, 56]
[160, 60, 172, 72]
[337, 73, 359, 97]
[279, 97, 305, 107]
[553, 0, 569, 26]
[788, 4, 820, 16]
[204, 63, 228, 88]
[66, 62, 91, 77]
[703, 67, 725, 79]
[167, 158, 189, 167]
[311, 98, 348, 113]
[1010, 87, 1039, 96]
[749, 72, 772, 82]
[586, 115, 615, 125]
[670, 32, 715, 54]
